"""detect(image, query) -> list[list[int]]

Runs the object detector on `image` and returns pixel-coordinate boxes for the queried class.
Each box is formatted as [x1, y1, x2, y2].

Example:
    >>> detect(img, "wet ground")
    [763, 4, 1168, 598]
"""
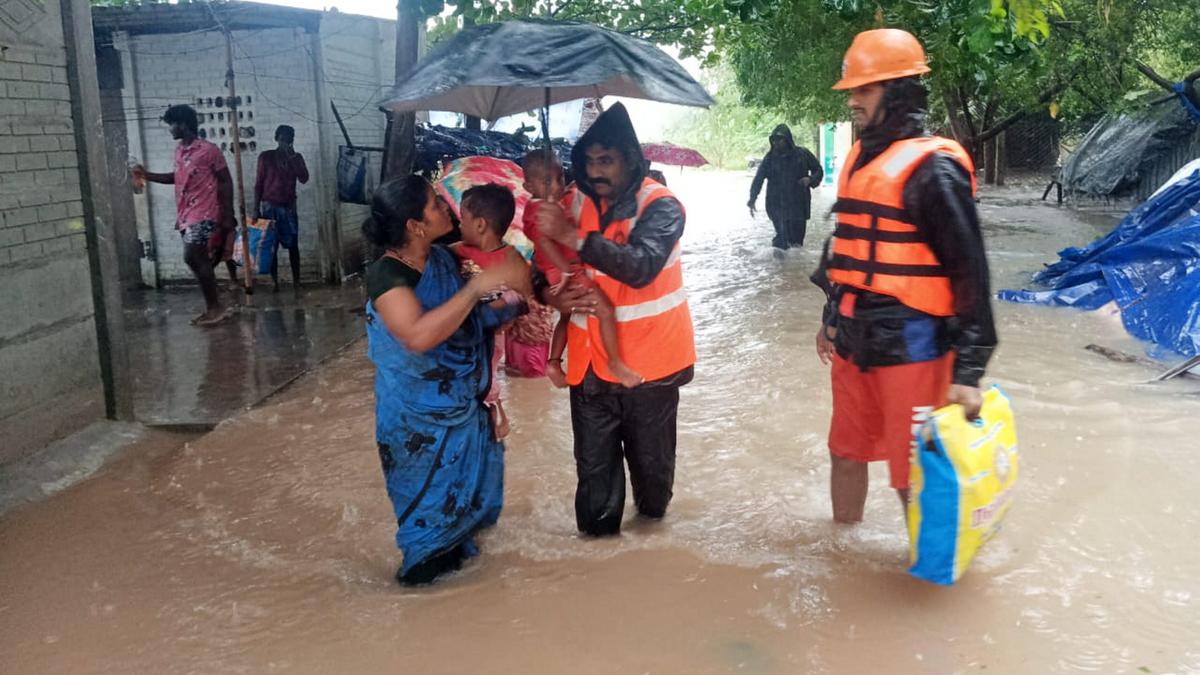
[3, 171, 1198, 674]
[123, 285, 365, 426]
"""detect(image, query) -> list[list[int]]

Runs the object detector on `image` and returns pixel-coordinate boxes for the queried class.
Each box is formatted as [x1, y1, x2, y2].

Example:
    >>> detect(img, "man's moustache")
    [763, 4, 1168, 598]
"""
[592, 178, 611, 186]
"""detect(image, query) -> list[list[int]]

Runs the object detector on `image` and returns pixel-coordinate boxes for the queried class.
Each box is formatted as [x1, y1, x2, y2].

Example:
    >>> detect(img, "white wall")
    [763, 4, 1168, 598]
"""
[318, 11, 395, 274]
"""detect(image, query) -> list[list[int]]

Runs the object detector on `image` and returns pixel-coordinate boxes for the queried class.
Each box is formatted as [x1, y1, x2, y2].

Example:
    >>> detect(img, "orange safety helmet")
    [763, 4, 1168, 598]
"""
[832, 28, 931, 90]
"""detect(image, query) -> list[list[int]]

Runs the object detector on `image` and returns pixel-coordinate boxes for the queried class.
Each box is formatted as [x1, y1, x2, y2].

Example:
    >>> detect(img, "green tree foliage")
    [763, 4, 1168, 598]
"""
[426, 0, 770, 58]
[729, 1, 1061, 144]
[664, 63, 811, 169]
[726, 0, 1196, 149]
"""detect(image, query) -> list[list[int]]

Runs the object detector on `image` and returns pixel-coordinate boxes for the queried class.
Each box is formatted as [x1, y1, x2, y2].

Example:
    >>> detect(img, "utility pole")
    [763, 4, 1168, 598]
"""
[384, 0, 421, 179]
[222, 28, 252, 295]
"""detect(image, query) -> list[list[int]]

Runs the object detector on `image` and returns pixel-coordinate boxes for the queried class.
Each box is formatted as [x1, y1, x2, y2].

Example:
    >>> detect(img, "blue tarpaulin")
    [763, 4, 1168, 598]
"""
[999, 170, 1200, 357]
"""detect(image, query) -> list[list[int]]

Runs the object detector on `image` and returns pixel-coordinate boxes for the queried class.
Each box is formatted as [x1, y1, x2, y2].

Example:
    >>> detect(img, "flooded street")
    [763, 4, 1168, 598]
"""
[2, 170, 1198, 674]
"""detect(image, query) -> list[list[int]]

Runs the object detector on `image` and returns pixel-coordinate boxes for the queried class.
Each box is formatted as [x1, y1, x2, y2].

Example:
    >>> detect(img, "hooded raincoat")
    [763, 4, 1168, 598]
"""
[543, 102, 694, 536]
[749, 124, 823, 248]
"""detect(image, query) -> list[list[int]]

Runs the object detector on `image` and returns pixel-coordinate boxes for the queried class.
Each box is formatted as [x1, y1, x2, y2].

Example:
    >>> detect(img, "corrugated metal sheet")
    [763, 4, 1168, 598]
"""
[1135, 126, 1200, 201]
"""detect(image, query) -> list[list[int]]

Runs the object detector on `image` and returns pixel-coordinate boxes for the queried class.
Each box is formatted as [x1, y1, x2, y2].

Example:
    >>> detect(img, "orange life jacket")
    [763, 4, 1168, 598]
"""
[827, 136, 976, 317]
[564, 178, 696, 386]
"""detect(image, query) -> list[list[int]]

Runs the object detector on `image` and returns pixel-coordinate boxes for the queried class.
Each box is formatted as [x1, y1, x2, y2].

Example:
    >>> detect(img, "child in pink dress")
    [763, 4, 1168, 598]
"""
[521, 152, 642, 389]
[451, 184, 531, 440]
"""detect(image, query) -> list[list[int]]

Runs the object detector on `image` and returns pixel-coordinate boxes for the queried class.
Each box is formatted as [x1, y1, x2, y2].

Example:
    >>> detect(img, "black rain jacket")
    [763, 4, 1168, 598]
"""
[749, 124, 823, 222]
[537, 102, 692, 392]
[812, 86, 997, 387]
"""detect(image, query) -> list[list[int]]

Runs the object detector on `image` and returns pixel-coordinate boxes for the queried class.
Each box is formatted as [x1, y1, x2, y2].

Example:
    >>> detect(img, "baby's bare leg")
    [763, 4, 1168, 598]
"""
[592, 290, 643, 388]
[547, 314, 569, 388]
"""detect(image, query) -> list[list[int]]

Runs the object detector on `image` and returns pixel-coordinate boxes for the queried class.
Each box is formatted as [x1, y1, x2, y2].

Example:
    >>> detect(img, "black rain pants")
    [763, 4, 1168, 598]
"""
[770, 216, 808, 249]
[569, 384, 680, 536]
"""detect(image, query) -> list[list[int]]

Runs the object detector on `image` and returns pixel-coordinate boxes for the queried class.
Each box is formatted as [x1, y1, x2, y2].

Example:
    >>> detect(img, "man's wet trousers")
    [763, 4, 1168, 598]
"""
[569, 385, 680, 536]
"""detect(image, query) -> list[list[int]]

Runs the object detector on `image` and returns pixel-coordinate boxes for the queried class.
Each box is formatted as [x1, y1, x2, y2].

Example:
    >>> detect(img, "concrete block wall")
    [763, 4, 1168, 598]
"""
[119, 27, 325, 282]
[320, 13, 394, 274]
[0, 0, 104, 463]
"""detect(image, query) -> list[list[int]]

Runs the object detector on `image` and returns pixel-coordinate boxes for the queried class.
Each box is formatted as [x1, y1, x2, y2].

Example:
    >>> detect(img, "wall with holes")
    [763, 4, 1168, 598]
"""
[111, 16, 396, 284]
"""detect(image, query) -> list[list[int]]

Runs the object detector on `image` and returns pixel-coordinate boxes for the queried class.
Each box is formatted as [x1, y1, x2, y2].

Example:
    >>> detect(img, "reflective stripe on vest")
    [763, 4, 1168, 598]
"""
[826, 137, 975, 317]
[564, 177, 696, 385]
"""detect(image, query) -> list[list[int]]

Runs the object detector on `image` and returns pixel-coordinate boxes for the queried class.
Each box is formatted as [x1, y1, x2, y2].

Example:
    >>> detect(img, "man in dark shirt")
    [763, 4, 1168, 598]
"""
[814, 29, 998, 523]
[253, 125, 309, 292]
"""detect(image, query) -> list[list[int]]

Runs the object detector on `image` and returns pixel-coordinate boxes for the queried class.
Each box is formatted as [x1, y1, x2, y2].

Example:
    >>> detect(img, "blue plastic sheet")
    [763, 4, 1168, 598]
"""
[337, 146, 369, 205]
[999, 170, 1200, 357]
[247, 223, 276, 276]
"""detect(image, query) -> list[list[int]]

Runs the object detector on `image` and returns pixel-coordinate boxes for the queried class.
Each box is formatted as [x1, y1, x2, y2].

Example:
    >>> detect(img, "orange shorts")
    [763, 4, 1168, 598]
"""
[828, 352, 953, 489]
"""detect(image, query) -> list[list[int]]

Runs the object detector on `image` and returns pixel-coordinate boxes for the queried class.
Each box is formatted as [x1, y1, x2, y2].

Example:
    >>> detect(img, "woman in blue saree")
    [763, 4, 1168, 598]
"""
[362, 176, 527, 585]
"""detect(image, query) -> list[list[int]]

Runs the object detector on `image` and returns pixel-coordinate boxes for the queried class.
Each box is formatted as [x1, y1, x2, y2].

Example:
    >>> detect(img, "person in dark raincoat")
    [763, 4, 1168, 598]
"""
[748, 124, 823, 249]
[533, 103, 696, 536]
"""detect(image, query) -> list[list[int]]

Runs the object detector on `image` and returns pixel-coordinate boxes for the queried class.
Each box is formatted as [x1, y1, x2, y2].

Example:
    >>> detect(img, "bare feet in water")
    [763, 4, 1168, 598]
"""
[193, 307, 232, 327]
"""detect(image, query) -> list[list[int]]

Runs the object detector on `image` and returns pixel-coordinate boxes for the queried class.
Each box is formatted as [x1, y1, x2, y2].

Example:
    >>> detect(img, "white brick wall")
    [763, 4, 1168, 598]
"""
[1, 0, 105, 461]
[0, 42, 87, 267]
[320, 13, 394, 273]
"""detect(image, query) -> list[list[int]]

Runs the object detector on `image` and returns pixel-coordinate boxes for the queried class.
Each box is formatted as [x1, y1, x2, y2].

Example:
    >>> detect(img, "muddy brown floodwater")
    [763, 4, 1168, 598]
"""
[2, 171, 1198, 674]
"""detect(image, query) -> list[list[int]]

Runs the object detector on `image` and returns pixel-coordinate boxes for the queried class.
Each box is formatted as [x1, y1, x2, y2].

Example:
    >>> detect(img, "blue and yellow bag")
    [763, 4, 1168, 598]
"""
[907, 385, 1018, 585]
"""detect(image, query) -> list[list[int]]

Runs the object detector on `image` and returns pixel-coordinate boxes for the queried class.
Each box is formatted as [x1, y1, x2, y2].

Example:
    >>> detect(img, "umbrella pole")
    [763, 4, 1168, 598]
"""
[541, 86, 552, 196]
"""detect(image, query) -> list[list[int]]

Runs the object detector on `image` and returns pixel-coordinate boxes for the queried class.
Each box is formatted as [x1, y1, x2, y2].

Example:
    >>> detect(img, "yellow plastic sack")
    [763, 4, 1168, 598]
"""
[907, 385, 1018, 585]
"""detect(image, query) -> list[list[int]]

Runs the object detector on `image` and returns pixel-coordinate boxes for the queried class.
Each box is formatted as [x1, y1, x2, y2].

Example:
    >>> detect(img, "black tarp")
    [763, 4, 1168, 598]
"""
[1059, 103, 1199, 197]
[413, 125, 572, 174]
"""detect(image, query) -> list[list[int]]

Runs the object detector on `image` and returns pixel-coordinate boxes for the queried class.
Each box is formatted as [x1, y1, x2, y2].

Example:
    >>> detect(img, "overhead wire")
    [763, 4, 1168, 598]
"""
[101, 3, 393, 133]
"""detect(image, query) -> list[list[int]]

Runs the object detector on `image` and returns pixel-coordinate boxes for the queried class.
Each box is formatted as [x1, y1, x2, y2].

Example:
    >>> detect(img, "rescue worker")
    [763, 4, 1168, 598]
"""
[813, 28, 998, 523]
[534, 103, 696, 536]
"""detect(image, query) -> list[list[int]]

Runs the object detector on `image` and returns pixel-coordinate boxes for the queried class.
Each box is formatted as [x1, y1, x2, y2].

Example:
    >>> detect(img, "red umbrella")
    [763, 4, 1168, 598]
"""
[641, 142, 708, 167]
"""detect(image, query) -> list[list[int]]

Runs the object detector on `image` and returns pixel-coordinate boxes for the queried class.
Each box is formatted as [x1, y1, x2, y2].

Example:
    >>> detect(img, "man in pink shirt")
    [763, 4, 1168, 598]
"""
[133, 105, 237, 326]
[253, 125, 309, 292]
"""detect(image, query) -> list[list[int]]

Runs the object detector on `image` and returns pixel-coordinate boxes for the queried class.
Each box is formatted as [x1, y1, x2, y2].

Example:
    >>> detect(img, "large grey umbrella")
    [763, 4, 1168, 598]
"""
[382, 19, 714, 121]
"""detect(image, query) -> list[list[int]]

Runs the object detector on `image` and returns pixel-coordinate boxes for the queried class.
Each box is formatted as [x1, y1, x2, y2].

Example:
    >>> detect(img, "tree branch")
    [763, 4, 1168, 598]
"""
[957, 86, 978, 140]
[1135, 60, 1175, 92]
[1134, 60, 1200, 109]
[976, 80, 1070, 144]
[941, 90, 973, 148]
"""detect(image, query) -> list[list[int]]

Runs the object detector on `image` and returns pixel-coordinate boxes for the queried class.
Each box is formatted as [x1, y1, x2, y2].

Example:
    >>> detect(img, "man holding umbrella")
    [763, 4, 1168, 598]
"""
[536, 103, 695, 537]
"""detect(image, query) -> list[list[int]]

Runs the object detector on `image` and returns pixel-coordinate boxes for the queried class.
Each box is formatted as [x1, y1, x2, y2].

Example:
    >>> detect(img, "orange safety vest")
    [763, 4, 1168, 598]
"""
[564, 178, 696, 386]
[827, 136, 977, 317]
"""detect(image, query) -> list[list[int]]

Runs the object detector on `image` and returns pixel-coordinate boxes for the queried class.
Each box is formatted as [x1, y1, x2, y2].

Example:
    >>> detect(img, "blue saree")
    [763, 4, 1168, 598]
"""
[366, 245, 518, 575]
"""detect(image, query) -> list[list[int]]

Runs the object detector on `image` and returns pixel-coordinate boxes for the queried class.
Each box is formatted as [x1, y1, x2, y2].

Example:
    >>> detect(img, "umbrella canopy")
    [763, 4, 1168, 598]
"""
[382, 19, 714, 120]
[435, 156, 535, 261]
[641, 141, 708, 167]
